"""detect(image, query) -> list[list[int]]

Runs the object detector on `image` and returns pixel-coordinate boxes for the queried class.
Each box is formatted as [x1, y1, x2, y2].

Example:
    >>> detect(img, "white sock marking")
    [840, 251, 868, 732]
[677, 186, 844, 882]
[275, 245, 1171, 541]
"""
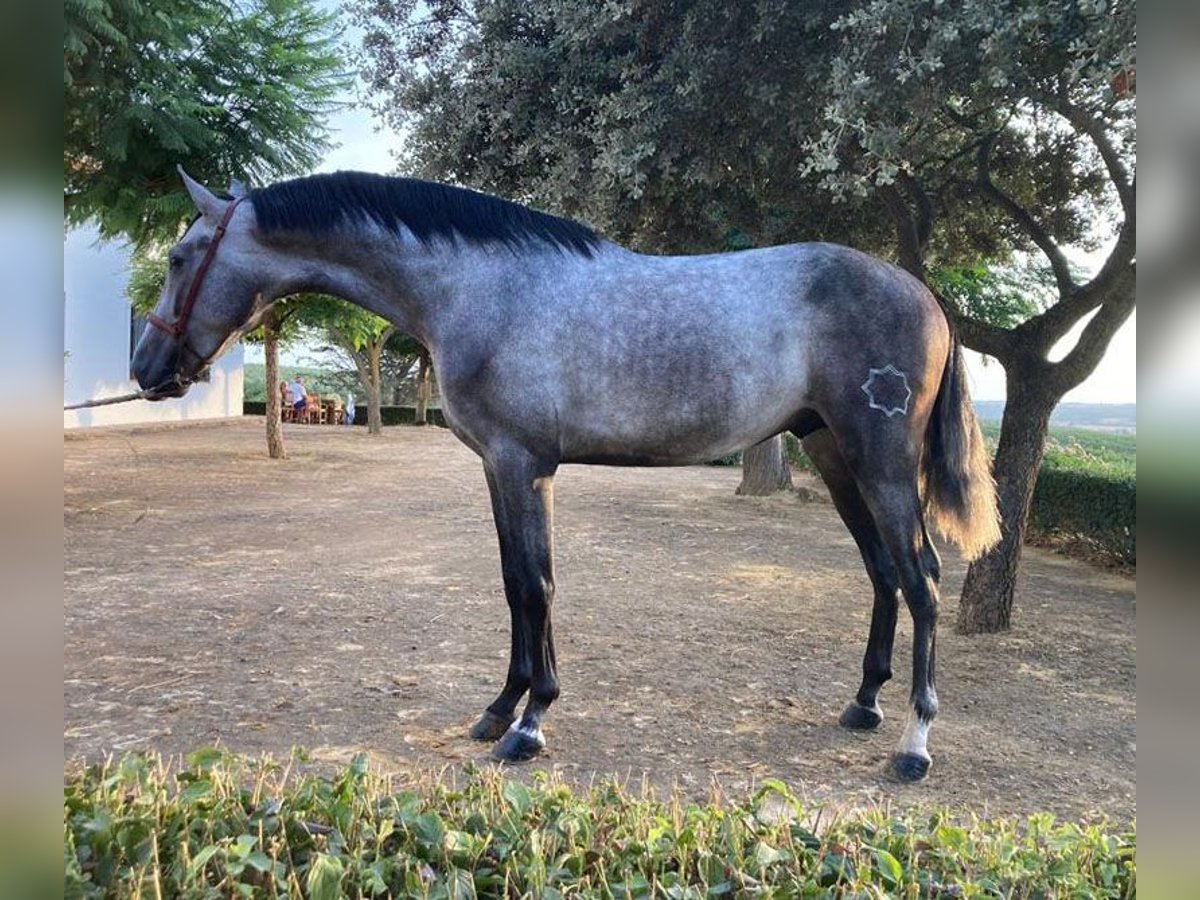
[897, 708, 931, 760]
[507, 721, 545, 746]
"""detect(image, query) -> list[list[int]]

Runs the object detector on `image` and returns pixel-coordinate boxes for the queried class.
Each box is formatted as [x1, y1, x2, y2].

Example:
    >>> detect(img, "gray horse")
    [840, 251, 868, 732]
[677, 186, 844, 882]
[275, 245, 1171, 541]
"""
[133, 169, 999, 781]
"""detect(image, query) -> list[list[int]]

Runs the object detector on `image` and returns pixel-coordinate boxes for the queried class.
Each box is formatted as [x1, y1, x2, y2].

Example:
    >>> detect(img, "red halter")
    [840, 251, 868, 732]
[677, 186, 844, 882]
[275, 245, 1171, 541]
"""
[147, 197, 245, 339]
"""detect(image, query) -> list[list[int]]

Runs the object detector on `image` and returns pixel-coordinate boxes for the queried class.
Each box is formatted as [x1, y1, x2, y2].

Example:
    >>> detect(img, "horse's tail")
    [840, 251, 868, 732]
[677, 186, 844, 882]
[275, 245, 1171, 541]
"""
[923, 339, 1001, 561]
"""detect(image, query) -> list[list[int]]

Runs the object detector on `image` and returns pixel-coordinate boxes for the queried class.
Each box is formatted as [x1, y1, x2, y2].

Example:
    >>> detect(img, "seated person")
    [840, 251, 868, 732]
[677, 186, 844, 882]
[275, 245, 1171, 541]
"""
[287, 376, 308, 413]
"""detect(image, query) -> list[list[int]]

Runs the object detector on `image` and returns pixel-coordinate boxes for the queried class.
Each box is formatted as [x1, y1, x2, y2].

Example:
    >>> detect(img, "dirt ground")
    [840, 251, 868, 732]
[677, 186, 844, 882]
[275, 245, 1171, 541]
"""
[64, 419, 1135, 822]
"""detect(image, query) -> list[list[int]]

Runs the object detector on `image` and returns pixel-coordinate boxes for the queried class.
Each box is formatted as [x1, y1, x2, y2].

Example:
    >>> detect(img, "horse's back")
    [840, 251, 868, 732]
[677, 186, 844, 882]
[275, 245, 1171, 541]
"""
[442, 240, 948, 465]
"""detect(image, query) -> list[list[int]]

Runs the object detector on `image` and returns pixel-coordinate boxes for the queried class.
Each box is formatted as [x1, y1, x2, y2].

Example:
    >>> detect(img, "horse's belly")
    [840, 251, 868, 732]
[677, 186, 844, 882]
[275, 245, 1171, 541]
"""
[558, 381, 807, 466]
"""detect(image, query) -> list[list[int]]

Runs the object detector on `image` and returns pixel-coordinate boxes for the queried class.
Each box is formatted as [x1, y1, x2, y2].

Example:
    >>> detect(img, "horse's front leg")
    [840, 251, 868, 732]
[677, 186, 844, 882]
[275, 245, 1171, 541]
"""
[468, 450, 560, 761]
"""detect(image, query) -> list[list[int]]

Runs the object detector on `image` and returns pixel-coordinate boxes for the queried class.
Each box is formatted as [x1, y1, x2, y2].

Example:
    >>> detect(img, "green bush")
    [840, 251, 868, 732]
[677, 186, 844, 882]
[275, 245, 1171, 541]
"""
[1030, 466, 1136, 565]
[978, 424, 1135, 566]
[65, 750, 1135, 899]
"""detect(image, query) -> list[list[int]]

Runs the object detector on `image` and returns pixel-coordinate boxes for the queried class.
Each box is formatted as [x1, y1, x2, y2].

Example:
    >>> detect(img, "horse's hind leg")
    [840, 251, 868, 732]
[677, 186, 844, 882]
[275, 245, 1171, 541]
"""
[856, 476, 942, 782]
[468, 448, 560, 762]
[801, 429, 901, 731]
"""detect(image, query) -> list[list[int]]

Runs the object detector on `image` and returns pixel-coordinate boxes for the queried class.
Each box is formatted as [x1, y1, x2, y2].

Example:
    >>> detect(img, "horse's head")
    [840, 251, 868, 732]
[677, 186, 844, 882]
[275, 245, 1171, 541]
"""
[132, 168, 272, 399]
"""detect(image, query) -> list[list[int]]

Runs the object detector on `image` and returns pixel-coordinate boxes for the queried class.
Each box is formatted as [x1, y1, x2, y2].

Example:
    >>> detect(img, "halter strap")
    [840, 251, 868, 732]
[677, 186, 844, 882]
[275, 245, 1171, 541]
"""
[147, 197, 245, 339]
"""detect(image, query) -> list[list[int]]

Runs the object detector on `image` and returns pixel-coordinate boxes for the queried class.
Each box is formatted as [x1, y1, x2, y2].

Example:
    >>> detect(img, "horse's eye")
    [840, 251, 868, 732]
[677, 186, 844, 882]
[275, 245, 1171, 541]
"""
[169, 256, 183, 271]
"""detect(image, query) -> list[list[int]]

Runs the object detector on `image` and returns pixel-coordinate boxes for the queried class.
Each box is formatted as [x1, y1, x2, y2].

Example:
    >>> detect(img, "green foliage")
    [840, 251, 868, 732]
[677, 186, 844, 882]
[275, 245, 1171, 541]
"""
[352, 0, 889, 255]
[124, 247, 168, 317]
[302, 296, 395, 355]
[65, 0, 348, 247]
[65, 751, 1135, 898]
[1036, 431, 1135, 564]
[1031, 467, 1135, 565]
[982, 423, 1136, 564]
[354, 0, 1133, 278]
[806, 0, 1133, 262]
[927, 260, 1057, 331]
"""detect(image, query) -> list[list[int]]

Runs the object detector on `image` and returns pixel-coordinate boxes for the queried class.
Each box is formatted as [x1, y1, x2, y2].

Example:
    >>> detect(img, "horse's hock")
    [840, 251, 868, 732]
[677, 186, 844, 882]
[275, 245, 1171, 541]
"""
[64, 420, 1135, 820]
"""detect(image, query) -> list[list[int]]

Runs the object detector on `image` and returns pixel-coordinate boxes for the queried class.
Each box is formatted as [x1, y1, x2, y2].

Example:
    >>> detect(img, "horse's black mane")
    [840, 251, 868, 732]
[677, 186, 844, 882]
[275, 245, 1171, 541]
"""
[249, 171, 601, 257]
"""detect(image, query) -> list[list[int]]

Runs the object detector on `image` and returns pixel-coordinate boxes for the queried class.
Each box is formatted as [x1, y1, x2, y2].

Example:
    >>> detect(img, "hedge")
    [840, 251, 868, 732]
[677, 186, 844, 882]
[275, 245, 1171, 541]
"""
[1029, 466, 1136, 565]
[243, 402, 447, 428]
[64, 750, 1136, 899]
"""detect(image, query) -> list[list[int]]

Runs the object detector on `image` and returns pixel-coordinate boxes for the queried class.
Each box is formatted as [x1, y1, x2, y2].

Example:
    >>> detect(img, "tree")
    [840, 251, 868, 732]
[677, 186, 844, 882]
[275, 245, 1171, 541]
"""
[69, 0, 346, 458]
[304, 297, 397, 435]
[376, 332, 432, 418]
[260, 307, 289, 459]
[413, 345, 434, 425]
[353, 0, 880, 253]
[736, 437, 793, 497]
[805, 0, 1135, 631]
[65, 0, 346, 247]
[355, 0, 1135, 631]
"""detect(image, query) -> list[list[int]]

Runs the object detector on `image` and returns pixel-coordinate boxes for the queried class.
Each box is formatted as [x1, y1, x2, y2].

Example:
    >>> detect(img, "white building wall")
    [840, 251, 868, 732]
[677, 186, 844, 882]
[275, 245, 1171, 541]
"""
[63, 224, 244, 429]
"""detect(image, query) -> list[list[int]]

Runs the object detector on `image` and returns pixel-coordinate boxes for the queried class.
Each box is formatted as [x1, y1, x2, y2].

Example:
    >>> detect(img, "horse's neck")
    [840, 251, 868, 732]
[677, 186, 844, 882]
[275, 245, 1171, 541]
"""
[275, 230, 575, 353]
[272, 230, 452, 348]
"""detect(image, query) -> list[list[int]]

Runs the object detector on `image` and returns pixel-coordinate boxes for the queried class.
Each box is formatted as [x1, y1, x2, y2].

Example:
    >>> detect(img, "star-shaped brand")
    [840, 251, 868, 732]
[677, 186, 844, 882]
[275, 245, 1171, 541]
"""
[861, 364, 912, 418]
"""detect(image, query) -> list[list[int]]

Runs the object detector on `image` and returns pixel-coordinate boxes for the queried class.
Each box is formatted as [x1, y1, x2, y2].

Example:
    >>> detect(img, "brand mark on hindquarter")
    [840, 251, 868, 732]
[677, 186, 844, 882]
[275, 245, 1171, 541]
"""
[861, 364, 912, 418]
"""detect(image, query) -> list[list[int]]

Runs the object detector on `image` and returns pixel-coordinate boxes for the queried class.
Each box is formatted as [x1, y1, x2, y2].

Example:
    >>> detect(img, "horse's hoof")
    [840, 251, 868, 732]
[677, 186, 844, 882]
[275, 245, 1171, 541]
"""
[839, 702, 883, 731]
[891, 752, 932, 782]
[469, 710, 514, 742]
[491, 723, 545, 762]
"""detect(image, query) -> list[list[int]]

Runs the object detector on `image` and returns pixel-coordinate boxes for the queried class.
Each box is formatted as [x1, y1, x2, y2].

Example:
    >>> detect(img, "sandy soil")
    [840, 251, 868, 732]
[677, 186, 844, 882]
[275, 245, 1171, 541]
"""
[64, 419, 1135, 821]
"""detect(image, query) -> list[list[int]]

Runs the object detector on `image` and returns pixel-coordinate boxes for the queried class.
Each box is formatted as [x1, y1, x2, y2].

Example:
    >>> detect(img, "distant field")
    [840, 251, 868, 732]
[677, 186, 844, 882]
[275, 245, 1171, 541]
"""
[974, 399, 1136, 433]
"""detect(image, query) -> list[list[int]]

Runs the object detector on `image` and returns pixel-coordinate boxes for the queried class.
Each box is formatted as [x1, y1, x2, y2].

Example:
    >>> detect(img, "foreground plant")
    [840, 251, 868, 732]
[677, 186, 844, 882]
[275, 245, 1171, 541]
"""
[64, 749, 1134, 899]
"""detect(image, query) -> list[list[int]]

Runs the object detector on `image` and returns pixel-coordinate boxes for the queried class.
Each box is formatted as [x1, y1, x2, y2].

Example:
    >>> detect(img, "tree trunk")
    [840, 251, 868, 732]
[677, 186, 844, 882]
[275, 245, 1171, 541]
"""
[367, 342, 383, 435]
[736, 435, 793, 495]
[956, 374, 1056, 633]
[415, 349, 431, 425]
[262, 310, 286, 459]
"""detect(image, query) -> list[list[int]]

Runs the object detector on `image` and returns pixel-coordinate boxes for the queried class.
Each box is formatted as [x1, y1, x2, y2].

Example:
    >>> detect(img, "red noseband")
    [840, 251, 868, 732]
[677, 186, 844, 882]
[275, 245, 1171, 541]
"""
[147, 197, 244, 339]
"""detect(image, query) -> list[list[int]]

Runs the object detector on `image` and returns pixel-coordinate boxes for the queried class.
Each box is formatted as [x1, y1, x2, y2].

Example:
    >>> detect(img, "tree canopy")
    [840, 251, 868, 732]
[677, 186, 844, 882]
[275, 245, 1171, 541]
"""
[65, 0, 348, 246]
[354, 0, 1132, 290]
[353, 0, 894, 254]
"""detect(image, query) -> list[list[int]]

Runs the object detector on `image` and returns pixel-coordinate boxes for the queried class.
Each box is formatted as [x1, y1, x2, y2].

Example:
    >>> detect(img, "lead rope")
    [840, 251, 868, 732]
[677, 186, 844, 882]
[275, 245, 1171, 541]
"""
[64, 391, 154, 411]
[64, 375, 191, 410]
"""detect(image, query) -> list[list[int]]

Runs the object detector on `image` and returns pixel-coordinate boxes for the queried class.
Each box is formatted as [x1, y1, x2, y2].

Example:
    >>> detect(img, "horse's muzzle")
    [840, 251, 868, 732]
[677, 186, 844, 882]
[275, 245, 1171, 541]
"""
[140, 376, 191, 401]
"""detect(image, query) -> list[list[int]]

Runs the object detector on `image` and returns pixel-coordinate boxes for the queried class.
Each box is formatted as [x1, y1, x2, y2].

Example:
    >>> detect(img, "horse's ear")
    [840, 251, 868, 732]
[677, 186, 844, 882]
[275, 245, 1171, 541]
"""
[177, 165, 227, 221]
[228, 178, 248, 199]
